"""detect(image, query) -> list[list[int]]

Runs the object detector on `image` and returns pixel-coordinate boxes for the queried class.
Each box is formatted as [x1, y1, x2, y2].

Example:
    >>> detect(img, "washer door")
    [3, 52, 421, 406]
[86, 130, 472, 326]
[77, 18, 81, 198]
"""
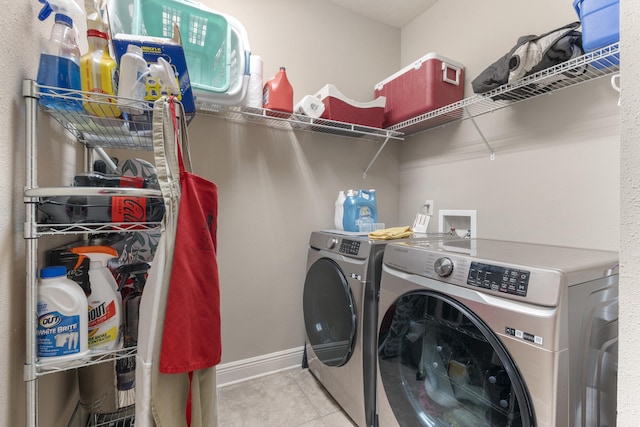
[378, 290, 534, 427]
[303, 258, 357, 367]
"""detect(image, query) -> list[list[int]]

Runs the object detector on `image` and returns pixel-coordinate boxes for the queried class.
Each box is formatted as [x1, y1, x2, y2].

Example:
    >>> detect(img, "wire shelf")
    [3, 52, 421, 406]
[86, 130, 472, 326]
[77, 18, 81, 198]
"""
[67, 402, 135, 427]
[388, 43, 620, 134]
[194, 102, 404, 141]
[25, 80, 403, 148]
[32, 222, 162, 237]
[34, 346, 137, 377]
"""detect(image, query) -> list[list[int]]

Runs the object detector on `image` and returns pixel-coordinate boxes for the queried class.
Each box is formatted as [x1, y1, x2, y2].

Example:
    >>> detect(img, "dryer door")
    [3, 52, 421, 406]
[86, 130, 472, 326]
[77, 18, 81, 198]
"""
[378, 290, 534, 427]
[303, 258, 357, 367]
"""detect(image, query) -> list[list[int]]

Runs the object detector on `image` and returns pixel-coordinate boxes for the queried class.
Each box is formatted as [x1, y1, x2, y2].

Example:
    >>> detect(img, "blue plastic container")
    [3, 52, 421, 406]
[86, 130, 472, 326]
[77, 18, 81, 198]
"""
[343, 189, 378, 232]
[574, 0, 619, 66]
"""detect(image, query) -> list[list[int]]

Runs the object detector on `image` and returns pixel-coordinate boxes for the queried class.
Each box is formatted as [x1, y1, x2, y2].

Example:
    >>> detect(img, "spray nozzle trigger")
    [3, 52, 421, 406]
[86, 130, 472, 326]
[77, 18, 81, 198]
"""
[36, 0, 83, 22]
[148, 57, 180, 96]
[38, 0, 53, 21]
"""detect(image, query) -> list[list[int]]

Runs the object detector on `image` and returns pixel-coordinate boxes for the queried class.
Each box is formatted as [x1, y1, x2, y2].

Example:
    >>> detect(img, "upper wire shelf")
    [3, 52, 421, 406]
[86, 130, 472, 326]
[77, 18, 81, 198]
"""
[23, 80, 403, 148]
[388, 43, 620, 134]
[193, 102, 404, 141]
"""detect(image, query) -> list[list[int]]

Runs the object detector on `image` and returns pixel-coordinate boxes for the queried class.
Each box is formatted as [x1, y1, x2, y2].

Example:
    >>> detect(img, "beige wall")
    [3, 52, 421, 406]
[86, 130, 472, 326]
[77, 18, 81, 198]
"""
[397, 0, 620, 251]
[619, 0, 640, 424]
[190, 0, 402, 364]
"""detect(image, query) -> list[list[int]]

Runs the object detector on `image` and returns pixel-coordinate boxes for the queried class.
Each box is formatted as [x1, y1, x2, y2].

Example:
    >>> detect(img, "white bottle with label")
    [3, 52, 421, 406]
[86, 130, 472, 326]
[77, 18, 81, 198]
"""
[73, 247, 122, 351]
[117, 44, 149, 115]
[37, 265, 89, 366]
[334, 190, 346, 230]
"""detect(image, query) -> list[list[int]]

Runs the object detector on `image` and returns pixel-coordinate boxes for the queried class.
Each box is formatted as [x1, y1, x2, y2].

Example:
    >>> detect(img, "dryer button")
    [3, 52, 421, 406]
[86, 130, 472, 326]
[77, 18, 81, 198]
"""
[327, 238, 338, 249]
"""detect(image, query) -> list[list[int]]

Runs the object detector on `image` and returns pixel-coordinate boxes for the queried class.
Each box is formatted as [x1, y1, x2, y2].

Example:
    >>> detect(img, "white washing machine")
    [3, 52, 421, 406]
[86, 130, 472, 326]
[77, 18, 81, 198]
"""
[303, 231, 455, 427]
[376, 238, 618, 427]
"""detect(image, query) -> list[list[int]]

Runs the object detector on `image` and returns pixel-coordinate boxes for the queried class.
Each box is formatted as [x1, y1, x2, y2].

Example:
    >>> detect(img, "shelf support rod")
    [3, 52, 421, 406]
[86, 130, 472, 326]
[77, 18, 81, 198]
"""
[464, 107, 495, 160]
[363, 136, 391, 179]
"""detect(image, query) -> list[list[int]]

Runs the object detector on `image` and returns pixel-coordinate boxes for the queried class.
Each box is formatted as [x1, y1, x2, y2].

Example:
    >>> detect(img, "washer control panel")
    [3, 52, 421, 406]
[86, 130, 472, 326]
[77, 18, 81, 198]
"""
[339, 239, 361, 256]
[467, 261, 530, 297]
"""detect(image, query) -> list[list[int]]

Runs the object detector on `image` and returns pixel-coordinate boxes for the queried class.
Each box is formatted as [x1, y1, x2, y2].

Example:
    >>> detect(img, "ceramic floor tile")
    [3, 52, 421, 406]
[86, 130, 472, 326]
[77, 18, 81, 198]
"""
[218, 370, 323, 427]
[322, 410, 358, 427]
[296, 418, 328, 427]
[289, 368, 343, 417]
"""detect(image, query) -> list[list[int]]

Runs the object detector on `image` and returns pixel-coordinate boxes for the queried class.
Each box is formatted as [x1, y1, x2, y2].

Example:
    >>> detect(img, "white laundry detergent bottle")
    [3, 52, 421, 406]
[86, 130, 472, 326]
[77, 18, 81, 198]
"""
[71, 246, 122, 351]
[334, 190, 346, 230]
[37, 265, 89, 366]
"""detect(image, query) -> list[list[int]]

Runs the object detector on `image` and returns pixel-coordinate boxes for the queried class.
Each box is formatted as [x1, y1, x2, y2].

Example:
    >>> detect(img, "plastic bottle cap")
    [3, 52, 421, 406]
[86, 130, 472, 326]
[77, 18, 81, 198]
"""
[40, 265, 67, 278]
[54, 13, 73, 27]
[87, 29, 108, 39]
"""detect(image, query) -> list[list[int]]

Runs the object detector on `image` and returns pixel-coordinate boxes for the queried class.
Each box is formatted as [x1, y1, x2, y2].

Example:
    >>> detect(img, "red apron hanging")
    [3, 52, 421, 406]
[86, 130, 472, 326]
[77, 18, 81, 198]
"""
[159, 98, 221, 374]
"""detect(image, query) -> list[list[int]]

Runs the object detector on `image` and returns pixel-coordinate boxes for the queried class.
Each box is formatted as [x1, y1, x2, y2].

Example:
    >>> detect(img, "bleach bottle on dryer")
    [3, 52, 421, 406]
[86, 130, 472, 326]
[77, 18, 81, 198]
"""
[71, 246, 122, 351]
[35, 0, 84, 111]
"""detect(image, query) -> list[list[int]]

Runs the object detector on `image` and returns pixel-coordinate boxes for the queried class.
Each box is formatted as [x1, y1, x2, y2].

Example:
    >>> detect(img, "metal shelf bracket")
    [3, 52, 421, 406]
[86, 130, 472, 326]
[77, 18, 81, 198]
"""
[363, 136, 391, 179]
[464, 107, 495, 160]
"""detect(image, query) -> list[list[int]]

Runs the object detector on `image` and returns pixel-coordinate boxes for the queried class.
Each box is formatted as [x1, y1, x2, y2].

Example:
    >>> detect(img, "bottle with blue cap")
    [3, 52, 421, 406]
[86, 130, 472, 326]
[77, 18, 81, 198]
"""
[35, 0, 84, 111]
[37, 265, 89, 366]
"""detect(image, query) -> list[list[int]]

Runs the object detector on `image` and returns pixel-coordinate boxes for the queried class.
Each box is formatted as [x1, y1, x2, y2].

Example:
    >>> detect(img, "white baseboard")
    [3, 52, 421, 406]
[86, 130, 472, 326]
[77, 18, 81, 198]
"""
[216, 346, 305, 387]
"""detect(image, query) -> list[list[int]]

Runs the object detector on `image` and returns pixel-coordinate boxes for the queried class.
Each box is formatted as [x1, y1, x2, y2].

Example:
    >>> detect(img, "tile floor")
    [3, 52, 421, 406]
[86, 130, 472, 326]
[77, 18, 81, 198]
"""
[217, 367, 357, 427]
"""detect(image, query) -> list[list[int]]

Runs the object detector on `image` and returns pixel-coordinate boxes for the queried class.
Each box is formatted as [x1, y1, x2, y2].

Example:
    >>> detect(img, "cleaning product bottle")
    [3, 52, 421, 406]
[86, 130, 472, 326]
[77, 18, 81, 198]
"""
[71, 246, 122, 351]
[35, 0, 84, 111]
[263, 67, 293, 114]
[117, 44, 149, 115]
[356, 189, 378, 232]
[37, 265, 89, 365]
[334, 190, 346, 230]
[342, 189, 357, 231]
[343, 189, 379, 232]
[73, 245, 122, 414]
[81, 29, 122, 119]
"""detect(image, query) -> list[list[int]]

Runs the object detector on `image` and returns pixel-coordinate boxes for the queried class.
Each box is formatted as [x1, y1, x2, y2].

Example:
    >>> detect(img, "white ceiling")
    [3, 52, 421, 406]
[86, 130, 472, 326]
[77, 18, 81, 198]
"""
[325, 0, 439, 28]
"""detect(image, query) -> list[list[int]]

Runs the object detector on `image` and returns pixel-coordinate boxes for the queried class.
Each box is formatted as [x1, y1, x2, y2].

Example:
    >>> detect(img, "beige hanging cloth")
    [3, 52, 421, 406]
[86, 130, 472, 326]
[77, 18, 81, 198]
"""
[135, 97, 219, 427]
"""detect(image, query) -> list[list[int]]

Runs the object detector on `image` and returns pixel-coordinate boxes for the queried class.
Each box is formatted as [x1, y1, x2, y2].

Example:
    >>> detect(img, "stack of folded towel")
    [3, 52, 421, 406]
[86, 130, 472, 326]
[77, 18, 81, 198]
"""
[368, 226, 413, 240]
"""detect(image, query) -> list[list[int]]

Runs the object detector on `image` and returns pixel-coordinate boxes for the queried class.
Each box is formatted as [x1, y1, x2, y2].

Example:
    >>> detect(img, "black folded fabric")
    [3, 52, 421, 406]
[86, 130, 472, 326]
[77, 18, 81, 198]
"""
[472, 22, 583, 96]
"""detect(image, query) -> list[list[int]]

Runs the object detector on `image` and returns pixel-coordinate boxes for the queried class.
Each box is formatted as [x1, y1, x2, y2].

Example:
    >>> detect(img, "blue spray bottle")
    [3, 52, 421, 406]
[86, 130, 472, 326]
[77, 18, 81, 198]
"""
[36, 0, 84, 111]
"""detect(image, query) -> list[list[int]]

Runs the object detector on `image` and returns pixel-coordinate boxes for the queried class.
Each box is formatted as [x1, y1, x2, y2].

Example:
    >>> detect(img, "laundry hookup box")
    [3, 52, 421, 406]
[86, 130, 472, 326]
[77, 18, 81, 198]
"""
[374, 53, 465, 129]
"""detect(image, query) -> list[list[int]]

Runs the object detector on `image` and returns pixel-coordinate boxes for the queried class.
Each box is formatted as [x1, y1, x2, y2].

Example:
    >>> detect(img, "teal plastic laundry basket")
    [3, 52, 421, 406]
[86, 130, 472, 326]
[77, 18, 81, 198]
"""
[134, 0, 234, 93]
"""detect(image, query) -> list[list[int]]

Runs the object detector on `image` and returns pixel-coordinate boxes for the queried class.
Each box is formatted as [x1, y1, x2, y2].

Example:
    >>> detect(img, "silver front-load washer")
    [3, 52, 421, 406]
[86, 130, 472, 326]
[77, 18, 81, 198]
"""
[303, 231, 456, 427]
[376, 238, 618, 427]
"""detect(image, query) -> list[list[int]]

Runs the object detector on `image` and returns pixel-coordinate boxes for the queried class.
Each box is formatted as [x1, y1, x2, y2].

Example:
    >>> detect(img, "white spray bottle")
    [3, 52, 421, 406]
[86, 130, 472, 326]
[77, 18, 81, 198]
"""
[71, 246, 122, 351]
[35, 0, 84, 111]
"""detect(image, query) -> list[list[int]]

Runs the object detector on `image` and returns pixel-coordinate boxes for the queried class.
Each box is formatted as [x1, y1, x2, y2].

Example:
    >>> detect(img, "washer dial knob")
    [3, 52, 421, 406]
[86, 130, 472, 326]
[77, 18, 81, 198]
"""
[327, 238, 338, 249]
[434, 257, 454, 277]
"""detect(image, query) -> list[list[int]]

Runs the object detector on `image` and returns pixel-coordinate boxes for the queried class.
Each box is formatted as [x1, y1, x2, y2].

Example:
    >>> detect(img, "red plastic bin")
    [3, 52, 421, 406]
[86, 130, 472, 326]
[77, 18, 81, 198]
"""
[374, 53, 464, 129]
[315, 84, 386, 128]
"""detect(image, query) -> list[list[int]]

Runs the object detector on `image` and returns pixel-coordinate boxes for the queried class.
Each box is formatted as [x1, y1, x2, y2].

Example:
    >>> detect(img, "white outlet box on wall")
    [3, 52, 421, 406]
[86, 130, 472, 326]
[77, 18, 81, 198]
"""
[439, 210, 477, 238]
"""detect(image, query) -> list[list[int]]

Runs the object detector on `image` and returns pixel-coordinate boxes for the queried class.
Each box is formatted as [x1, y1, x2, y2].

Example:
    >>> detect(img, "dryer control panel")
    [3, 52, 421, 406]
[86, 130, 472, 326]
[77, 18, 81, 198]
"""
[467, 262, 530, 297]
[339, 239, 361, 256]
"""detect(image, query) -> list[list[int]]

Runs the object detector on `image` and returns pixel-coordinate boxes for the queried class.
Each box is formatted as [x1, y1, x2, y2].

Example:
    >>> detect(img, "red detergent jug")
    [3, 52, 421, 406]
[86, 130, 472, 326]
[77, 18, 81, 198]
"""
[263, 67, 293, 115]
